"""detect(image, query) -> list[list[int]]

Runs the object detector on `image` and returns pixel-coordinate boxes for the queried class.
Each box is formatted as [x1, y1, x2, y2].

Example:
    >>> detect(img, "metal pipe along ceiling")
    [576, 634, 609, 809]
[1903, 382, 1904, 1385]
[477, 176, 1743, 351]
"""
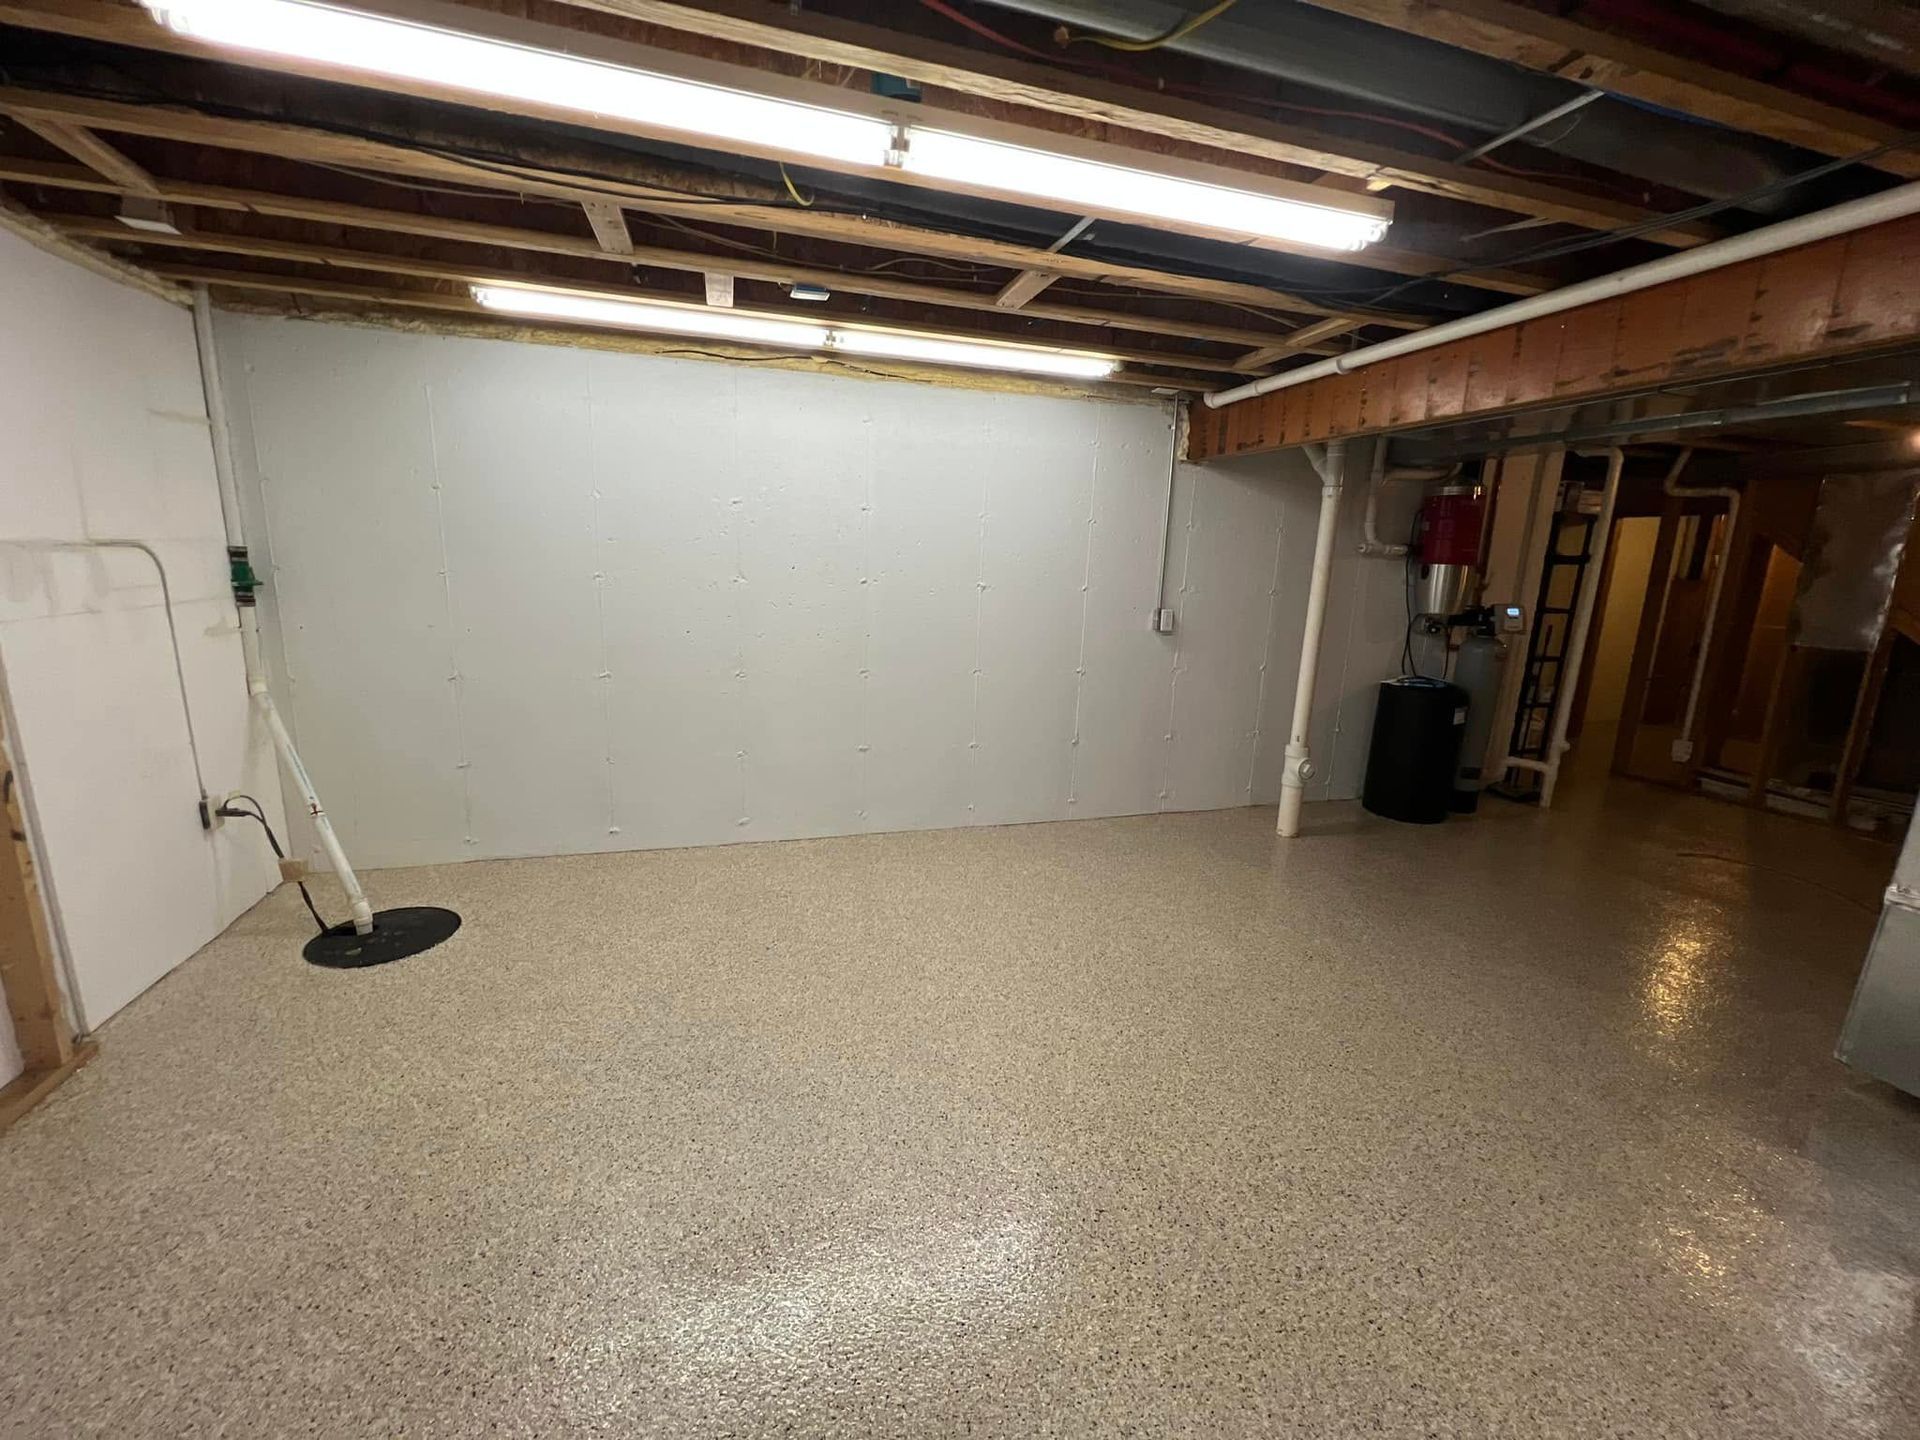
[970, 0, 1812, 205]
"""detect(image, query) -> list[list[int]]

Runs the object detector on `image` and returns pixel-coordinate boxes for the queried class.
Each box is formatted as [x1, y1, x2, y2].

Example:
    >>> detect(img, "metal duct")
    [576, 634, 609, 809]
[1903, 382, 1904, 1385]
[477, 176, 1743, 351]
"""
[971, 0, 1825, 208]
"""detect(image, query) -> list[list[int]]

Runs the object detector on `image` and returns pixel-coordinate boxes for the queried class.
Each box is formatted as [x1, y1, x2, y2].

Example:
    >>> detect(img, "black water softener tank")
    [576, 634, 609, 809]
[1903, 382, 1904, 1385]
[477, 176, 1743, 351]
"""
[1362, 676, 1469, 824]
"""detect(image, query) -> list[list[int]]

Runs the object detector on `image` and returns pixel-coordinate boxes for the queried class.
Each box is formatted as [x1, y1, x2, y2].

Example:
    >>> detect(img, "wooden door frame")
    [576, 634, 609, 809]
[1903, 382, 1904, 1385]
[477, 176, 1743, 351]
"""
[0, 658, 94, 1134]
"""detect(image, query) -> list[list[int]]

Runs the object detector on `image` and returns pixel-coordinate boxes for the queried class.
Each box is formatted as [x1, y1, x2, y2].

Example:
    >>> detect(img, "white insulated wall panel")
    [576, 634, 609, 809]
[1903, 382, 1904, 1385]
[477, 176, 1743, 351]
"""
[221, 316, 1404, 870]
[731, 368, 872, 841]
[858, 391, 990, 836]
[592, 360, 749, 851]
[0, 230, 281, 1045]
[1071, 411, 1181, 820]
[1165, 457, 1289, 812]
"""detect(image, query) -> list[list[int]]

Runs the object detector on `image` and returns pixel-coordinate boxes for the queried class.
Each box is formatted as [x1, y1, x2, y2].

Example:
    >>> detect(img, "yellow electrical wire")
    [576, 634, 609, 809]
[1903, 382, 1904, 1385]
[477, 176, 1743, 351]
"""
[779, 163, 815, 208]
[1062, 0, 1240, 52]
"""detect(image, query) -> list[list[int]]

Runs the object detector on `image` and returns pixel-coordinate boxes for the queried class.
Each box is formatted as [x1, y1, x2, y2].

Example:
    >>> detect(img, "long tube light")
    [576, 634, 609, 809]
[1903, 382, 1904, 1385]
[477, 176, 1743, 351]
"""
[470, 287, 831, 349]
[137, 0, 1389, 252]
[903, 130, 1388, 253]
[469, 285, 1119, 380]
[140, 0, 893, 166]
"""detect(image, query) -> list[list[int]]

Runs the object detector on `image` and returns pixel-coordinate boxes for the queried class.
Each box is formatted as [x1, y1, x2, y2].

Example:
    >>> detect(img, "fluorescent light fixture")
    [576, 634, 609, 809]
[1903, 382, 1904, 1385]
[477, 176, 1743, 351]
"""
[137, 0, 893, 166]
[469, 285, 1119, 380]
[903, 129, 1390, 252]
[470, 285, 830, 349]
[137, 1, 1389, 252]
[829, 328, 1115, 380]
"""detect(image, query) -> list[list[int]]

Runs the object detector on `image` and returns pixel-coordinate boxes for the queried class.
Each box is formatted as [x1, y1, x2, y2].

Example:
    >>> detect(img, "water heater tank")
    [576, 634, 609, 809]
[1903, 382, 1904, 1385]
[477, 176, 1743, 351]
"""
[1414, 485, 1485, 619]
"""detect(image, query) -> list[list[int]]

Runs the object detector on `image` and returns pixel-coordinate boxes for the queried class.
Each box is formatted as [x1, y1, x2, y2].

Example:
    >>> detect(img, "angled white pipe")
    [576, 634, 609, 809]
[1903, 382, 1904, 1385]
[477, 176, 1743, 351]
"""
[1205, 180, 1920, 410]
[193, 288, 374, 935]
[1278, 440, 1346, 838]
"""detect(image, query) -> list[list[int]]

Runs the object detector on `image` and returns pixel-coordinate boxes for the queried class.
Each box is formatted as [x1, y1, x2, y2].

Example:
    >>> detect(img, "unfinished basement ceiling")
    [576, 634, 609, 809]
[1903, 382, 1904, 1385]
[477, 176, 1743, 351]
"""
[0, 0, 1913, 392]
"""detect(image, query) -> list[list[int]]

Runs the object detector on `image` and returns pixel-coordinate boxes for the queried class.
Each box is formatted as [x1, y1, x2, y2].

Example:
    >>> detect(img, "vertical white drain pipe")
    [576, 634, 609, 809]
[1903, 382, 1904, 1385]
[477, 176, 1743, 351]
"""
[1504, 447, 1625, 807]
[1278, 439, 1346, 838]
[192, 288, 374, 936]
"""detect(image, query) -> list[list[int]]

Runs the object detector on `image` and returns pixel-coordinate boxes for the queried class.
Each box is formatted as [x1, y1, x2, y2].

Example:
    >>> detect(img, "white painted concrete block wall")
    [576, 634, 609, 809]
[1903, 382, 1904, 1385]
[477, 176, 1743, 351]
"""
[218, 316, 1409, 871]
[0, 232, 283, 1075]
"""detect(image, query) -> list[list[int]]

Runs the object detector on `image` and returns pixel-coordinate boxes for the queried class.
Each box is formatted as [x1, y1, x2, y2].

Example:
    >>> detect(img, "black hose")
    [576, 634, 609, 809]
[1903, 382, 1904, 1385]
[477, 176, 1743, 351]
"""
[219, 795, 331, 935]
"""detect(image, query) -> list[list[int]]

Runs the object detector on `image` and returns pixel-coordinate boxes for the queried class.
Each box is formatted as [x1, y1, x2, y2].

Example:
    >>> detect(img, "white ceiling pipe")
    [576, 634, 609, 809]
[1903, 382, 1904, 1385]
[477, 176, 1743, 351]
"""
[1204, 179, 1920, 410]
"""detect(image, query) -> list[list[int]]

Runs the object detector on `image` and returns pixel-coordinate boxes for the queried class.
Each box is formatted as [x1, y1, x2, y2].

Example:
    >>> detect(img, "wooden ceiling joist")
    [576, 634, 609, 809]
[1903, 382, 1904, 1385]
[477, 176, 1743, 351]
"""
[54, 218, 1269, 374]
[994, 270, 1061, 311]
[0, 86, 1436, 330]
[1190, 212, 1920, 458]
[0, 158, 1370, 355]
[13, 115, 157, 194]
[0, 0, 1718, 256]
[1228, 317, 1369, 372]
[1296, 0, 1920, 181]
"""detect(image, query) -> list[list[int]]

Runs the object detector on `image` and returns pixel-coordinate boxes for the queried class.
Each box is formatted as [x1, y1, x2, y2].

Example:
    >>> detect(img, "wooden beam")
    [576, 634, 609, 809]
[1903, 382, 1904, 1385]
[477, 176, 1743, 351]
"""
[579, 197, 633, 255]
[0, 1040, 96, 1136]
[997, 216, 1088, 311]
[1230, 316, 1366, 370]
[13, 114, 157, 194]
[147, 262, 1215, 391]
[74, 230, 1251, 371]
[0, 0, 1719, 251]
[994, 270, 1060, 310]
[0, 87, 1433, 328]
[1296, 0, 1920, 181]
[0, 692, 70, 1076]
[1190, 212, 1920, 458]
[1, 158, 1368, 352]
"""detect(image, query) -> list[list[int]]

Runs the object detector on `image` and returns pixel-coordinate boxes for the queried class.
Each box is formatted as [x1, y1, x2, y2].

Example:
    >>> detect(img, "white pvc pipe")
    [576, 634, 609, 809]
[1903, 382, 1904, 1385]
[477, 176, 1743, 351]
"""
[1659, 449, 1738, 766]
[252, 675, 373, 935]
[1278, 439, 1346, 838]
[191, 286, 374, 935]
[193, 288, 248, 549]
[1205, 179, 1920, 410]
[1358, 443, 1403, 558]
[1359, 445, 1458, 557]
[1534, 447, 1625, 808]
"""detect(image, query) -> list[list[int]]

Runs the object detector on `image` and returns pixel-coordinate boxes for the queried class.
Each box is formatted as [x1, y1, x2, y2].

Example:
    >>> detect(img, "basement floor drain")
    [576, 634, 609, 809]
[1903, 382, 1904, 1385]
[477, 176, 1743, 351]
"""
[303, 906, 463, 969]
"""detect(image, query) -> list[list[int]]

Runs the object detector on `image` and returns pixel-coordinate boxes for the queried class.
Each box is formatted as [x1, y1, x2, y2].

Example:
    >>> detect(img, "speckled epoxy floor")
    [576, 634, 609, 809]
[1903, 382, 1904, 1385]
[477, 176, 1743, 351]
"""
[4, 784, 1919, 1437]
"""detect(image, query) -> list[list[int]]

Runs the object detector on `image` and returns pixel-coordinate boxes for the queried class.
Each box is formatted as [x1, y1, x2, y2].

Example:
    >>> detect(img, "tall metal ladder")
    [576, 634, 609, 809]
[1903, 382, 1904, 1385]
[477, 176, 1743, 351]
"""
[1507, 491, 1600, 780]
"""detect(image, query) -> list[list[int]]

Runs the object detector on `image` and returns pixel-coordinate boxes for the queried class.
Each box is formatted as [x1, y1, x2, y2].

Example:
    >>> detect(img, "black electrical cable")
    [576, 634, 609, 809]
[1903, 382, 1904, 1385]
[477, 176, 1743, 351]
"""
[218, 794, 330, 936]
